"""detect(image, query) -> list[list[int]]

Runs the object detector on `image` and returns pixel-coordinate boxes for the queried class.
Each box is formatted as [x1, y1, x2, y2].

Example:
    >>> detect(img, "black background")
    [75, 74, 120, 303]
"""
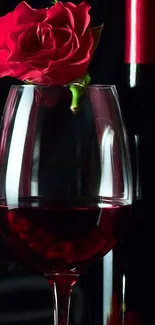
[0, 0, 154, 324]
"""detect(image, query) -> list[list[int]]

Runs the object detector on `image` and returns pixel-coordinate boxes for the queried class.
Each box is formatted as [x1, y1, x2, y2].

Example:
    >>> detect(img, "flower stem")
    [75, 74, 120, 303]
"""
[69, 73, 91, 114]
[52, 0, 58, 4]
[69, 85, 84, 114]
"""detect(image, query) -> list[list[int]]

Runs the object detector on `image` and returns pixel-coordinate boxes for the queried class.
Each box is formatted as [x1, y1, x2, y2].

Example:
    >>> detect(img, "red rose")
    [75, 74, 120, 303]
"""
[0, 1, 94, 85]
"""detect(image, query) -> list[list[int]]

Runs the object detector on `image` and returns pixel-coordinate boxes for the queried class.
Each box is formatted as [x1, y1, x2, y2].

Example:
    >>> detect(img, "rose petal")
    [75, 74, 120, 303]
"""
[7, 60, 41, 81]
[36, 23, 56, 49]
[46, 2, 74, 29]
[69, 28, 93, 64]
[7, 27, 93, 84]
[0, 49, 12, 77]
[27, 74, 52, 85]
[7, 24, 41, 62]
[23, 41, 92, 84]
[26, 59, 49, 69]
[50, 27, 70, 48]
[29, 60, 86, 85]
[64, 1, 91, 36]
[25, 28, 79, 65]
[13, 1, 47, 25]
[0, 1, 94, 85]
[0, 49, 10, 66]
[26, 47, 57, 62]
[20, 69, 42, 82]
[57, 28, 79, 59]
[18, 29, 40, 55]
[48, 27, 79, 60]
[0, 11, 14, 46]
[6, 22, 37, 53]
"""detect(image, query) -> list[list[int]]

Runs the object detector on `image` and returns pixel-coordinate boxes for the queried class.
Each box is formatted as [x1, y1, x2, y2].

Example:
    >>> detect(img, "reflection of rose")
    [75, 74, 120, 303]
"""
[0, 1, 93, 85]
[7, 210, 115, 266]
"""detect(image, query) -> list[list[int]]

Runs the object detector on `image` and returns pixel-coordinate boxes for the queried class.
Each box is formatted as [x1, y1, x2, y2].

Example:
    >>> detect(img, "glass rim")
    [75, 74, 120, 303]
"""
[10, 84, 116, 90]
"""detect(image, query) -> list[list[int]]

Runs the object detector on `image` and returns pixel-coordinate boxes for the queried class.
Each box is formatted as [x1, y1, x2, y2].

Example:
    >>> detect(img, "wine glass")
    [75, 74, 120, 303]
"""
[0, 85, 132, 325]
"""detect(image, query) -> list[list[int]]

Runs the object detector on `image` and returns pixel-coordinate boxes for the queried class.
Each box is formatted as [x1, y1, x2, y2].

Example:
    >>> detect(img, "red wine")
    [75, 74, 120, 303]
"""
[0, 197, 130, 273]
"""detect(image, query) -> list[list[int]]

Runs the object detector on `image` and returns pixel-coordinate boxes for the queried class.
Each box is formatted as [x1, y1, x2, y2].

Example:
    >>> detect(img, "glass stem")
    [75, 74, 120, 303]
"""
[45, 273, 79, 325]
